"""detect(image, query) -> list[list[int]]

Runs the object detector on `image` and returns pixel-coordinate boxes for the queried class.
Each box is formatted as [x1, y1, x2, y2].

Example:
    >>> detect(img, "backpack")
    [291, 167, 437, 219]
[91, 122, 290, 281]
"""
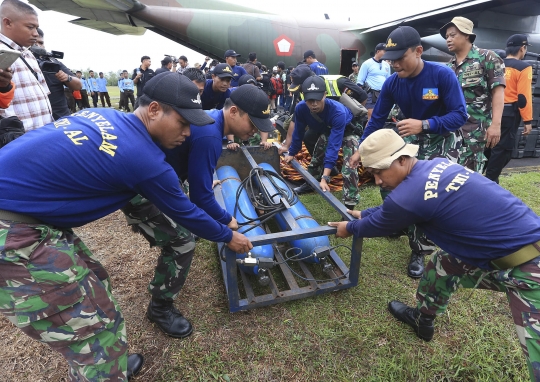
[271, 76, 283, 95]
[261, 72, 275, 96]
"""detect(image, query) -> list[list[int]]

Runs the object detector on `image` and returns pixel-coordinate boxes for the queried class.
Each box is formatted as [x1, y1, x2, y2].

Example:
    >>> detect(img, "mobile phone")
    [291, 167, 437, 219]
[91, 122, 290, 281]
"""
[0, 48, 21, 70]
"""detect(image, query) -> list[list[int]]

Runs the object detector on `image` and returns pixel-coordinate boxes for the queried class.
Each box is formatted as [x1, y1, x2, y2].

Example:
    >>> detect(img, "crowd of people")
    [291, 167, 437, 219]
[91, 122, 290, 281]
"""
[0, 0, 539, 380]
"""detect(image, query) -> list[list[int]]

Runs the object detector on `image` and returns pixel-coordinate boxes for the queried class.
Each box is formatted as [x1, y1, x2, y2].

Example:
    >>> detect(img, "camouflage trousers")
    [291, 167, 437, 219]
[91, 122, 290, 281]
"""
[403, 131, 461, 162]
[417, 250, 540, 381]
[458, 121, 487, 173]
[121, 195, 195, 302]
[308, 132, 360, 205]
[0, 220, 128, 381]
[234, 133, 261, 146]
[382, 131, 461, 255]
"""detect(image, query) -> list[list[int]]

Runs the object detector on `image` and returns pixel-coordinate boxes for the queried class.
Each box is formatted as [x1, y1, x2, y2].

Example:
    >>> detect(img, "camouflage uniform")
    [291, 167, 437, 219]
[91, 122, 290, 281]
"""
[418, 250, 540, 381]
[308, 126, 360, 205]
[348, 72, 358, 84]
[0, 220, 128, 381]
[233, 133, 261, 146]
[448, 45, 505, 172]
[121, 195, 195, 302]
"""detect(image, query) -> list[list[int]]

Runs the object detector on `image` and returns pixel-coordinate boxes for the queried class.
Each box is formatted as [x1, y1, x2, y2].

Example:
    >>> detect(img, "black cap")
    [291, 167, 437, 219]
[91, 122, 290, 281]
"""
[224, 49, 241, 58]
[277, 61, 285, 70]
[302, 76, 326, 101]
[249, 52, 257, 61]
[375, 43, 386, 51]
[492, 49, 507, 59]
[238, 74, 262, 87]
[352, 62, 358, 67]
[289, 64, 314, 92]
[212, 63, 234, 78]
[381, 26, 421, 61]
[507, 34, 532, 47]
[229, 86, 273, 132]
[143, 72, 214, 126]
[303, 49, 316, 60]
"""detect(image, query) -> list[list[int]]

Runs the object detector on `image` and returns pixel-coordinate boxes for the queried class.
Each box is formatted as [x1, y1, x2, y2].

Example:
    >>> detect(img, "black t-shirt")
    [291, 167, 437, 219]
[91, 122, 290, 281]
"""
[132, 66, 155, 96]
[154, 66, 170, 76]
[39, 58, 74, 120]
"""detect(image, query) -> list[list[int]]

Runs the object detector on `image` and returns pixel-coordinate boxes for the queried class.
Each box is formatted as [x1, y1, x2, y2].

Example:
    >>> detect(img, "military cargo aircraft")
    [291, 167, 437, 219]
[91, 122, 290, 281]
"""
[29, 0, 540, 76]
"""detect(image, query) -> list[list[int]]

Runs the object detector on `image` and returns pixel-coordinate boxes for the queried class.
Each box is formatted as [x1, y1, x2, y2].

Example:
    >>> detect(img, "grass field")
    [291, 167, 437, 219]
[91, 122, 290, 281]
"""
[0, 165, 538, 380]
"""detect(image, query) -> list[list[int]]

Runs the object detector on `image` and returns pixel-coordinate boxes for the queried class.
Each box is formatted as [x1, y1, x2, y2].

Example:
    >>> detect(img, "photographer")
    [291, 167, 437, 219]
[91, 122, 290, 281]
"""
[0, 0, 53, 131]
[33, 28, 81, 120]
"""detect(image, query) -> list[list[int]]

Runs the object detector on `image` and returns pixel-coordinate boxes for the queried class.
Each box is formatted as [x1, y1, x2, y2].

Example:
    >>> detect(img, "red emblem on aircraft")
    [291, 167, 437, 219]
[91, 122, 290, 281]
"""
[273, 34, 295, 56]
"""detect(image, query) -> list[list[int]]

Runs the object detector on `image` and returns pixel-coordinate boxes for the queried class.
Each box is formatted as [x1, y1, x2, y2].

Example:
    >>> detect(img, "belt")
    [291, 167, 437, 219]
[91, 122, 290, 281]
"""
[491, 241, 540, 270]
[0, 209, 42, 224]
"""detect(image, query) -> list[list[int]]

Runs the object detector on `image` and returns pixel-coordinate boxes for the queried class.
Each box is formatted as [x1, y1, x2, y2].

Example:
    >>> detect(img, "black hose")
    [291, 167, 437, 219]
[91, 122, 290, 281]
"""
[234, 166, 298, 234]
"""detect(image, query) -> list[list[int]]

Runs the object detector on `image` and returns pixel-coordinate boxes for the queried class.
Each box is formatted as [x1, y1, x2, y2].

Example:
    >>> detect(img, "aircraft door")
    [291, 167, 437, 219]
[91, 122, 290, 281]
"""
[340, 50, 358, 77]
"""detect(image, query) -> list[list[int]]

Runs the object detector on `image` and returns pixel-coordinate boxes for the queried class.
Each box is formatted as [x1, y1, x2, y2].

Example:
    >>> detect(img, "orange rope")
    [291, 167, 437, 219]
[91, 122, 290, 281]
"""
[280, 144, 373, 191]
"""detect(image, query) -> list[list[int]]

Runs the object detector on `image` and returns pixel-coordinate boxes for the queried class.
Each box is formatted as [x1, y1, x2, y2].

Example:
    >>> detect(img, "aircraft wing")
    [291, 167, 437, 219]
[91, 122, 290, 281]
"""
[28, 0, 273, 37]
[29, 0, 147, 35]
[342, 0, 540, 55]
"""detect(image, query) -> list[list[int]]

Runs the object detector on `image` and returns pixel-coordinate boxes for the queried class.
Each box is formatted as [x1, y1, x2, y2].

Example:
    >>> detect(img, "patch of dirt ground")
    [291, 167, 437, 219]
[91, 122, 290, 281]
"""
[0, 210, 269, 382]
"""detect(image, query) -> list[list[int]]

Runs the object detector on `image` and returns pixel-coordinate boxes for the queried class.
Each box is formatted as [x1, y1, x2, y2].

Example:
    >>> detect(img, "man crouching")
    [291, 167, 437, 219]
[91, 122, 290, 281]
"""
[329, 129, 540, 381]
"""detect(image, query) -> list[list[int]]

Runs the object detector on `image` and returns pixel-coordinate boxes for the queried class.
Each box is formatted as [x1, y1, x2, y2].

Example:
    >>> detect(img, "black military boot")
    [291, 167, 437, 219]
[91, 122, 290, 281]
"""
[388, 300, 434, 341]
[344, 202, 356, 211]
[293, 182, 313, 195]
[147, 299, 193, 338]
[407, 251, 425, 278]
[127, 353, 144, 380]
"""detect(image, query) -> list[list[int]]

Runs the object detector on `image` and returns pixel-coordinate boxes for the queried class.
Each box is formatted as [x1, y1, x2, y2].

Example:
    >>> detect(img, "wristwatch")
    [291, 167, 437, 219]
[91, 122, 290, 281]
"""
[421, 120, 430, 133]
[321, 175, 331, 183]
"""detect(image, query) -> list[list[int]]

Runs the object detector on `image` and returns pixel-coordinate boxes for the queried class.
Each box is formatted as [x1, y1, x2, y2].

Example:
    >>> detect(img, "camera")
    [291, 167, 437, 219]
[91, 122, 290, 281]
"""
[165, 54, 179, 64]
[30, 46, 64, 73]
